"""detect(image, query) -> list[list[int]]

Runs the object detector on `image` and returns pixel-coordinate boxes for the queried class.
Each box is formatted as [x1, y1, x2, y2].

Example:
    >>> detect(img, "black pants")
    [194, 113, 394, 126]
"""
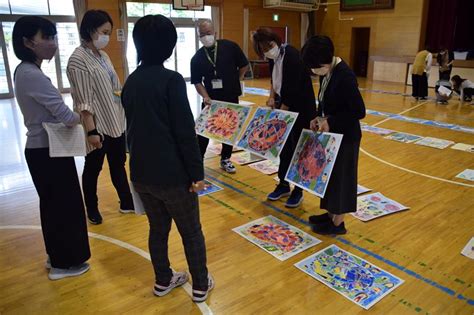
[198, 95, 239, 161]
[83, 133, 133, 214]
[134, 182, 208, 290]
[463, 88, 474, 101]
[439, 70, 451, 81]
[198, 136, 233, 160]
[412, 73, 428, 98]
[278, 125, 302, 193]
[25, 148, 91, 268]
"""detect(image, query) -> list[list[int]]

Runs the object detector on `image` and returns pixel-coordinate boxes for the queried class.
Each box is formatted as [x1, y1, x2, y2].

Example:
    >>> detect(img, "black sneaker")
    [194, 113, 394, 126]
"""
[192, 275, 215, 303]
[308, 213, 332, 225]
[267, 184, 291, 201]
[312, 221, 347, 235]
[88, 211, 103, 225]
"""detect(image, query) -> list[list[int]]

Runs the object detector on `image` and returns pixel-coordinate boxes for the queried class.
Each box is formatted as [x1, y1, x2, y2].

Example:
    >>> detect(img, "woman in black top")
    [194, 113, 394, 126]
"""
[437, 48, 454, 81]
[301, 36, 366, 235]
[252, 28, 317, 209]
[122, 15, 213, 302]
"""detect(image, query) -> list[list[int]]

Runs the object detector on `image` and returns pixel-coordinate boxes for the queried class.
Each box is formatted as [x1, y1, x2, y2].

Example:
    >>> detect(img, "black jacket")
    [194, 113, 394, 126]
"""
[318, 60, 366, 142]
[122, 64, 204, 186]
[269, 45, 317, 129]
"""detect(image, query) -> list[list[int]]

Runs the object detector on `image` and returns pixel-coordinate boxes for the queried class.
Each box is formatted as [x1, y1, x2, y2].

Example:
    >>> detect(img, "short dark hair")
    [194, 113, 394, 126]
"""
[80, 10, 113, 41]
[133, 15, 177, 66]
[301, 35, 334, 68]
[252, 28, 282, 58]
[12, 16, 57, 62]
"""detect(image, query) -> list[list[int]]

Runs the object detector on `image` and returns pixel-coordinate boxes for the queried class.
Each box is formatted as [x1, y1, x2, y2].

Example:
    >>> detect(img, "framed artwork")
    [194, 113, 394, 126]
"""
[237, 107, 298, 161]
[285, 130, 343, 198]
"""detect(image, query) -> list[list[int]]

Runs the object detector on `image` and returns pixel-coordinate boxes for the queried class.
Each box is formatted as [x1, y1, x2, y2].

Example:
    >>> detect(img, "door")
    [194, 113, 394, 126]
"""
[351, 27, 370, 77]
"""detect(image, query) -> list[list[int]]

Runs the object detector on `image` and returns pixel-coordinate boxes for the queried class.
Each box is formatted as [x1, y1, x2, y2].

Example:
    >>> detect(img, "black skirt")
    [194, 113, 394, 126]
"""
[320, 139, 360, 214]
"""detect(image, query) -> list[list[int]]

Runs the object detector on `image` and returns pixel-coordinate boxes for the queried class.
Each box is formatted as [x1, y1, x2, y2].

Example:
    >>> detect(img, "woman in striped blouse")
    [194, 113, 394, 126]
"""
[67, 10, 134, 224]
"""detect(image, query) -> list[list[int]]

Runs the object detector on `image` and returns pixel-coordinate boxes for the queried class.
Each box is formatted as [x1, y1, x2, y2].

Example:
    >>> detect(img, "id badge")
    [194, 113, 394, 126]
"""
[211, 79, 223, 89]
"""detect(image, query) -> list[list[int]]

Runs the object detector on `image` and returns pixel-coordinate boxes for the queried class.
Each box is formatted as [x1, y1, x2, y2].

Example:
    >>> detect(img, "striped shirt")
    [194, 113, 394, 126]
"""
[67, 44, 125, 153]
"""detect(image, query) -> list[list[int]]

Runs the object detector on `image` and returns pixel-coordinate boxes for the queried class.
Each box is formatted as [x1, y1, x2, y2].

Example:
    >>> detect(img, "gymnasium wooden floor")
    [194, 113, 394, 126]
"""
[0, 77, 473, 314]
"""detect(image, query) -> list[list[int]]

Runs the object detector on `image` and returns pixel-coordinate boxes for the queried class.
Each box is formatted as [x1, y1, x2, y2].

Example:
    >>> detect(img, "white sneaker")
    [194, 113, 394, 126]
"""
[220, 159, 236, 174]
[153, 271, 188, 297]
[45, 256, 51, 269]
[48, 263, 90, 281]
[192, 274, 215, 303]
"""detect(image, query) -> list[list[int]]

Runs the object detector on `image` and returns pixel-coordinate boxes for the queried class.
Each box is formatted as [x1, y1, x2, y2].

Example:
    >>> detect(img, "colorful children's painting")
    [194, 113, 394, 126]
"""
[294, 244, 404, 309]
[357, 185, 372, 195]
[285, 130, 343, 198]
[384, 132, 423, 143]
[230, 151, 264, 165]
[243, 87, 271, 96]
[361, 125, 394, 136]
[232, 215, 321, 261]
[195, 101, 251, 145]
[413, 137, 454, 149]
[455, 169, 474, 182]
[450, 143, 474, 153]
[197, 180, 223, 197]
[461, 237, 474, 259]
[237, 107, 298, 161]
[352, 192, 409, 221]
[248, 159, 279, 175]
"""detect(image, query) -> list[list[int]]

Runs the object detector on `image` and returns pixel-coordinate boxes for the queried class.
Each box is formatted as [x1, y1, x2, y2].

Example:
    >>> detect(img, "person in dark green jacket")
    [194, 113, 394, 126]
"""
[121, 14, 214, 303]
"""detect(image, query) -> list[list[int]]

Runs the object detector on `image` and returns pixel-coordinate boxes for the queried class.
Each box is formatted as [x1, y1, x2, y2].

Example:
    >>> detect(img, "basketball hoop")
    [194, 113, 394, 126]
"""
[173, 0, 205, 11]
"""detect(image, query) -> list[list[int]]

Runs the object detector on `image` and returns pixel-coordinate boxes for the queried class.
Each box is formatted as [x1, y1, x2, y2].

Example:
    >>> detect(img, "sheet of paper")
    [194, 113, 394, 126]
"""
[42, 123, 86, 157]
[461, 237, 474, 259]
[437, 85, 452, 96]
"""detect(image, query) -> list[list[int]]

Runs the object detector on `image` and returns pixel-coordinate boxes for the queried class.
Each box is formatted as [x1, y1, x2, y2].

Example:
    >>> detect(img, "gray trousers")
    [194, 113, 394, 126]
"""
[134, 183, 208, 289]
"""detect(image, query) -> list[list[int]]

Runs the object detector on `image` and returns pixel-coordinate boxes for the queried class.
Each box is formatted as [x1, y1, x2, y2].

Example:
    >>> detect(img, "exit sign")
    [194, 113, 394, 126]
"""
[273, 14, 279, 21]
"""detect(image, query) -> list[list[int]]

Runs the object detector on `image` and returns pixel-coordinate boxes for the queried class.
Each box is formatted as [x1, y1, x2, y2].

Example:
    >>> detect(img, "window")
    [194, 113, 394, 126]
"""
[0, 0, 77, 97]
[1, 0, 75, 15]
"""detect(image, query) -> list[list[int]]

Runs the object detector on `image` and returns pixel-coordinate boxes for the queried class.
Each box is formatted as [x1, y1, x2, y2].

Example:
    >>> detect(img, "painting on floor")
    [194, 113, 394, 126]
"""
[233, 215, 321, 261]
[295, 244, 404, 309]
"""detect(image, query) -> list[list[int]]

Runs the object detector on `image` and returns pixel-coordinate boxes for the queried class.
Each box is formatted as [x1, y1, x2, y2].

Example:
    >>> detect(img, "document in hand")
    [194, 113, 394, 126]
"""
[42, 122, 87, 157]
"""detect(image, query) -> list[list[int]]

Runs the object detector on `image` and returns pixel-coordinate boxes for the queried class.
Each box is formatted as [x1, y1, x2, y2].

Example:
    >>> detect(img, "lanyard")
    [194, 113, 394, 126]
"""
[318, 57, 338, 117]
[204, 41, 218, 77]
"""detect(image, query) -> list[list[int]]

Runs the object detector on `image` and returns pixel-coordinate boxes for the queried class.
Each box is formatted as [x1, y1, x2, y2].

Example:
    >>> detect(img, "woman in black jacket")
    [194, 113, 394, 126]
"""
[301, 36, 366, 235]
[252, 28, 317, 208]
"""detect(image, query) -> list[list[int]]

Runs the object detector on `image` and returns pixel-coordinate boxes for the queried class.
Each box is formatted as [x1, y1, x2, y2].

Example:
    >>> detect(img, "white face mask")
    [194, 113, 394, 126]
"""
[311, 66, 330, 76]
[200, 35, 215, 48]
[93, 34, 109, 50]
[264, 44, 280, 60]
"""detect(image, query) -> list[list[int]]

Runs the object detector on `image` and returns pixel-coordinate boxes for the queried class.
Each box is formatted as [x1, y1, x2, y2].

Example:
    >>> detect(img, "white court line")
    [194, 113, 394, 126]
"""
[360, 148, 474, 188]
[362, 100, 474, 188]
[372, 101, 428, 127]
[0, 225, 213, 315]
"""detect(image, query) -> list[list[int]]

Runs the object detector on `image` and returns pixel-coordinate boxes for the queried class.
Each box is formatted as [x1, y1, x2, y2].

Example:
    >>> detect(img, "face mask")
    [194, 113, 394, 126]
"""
[200, 35, 215, 48]
[264, 44, 280, 60]
[312, 66, 330, 76]
[30, 38, 57, 60]
[93, 34, 109, 50]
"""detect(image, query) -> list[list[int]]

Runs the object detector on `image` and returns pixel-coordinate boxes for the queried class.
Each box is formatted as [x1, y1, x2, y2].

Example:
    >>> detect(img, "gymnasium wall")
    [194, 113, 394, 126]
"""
[86, 0, 302, 81]
[315, 0, 426, 80]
